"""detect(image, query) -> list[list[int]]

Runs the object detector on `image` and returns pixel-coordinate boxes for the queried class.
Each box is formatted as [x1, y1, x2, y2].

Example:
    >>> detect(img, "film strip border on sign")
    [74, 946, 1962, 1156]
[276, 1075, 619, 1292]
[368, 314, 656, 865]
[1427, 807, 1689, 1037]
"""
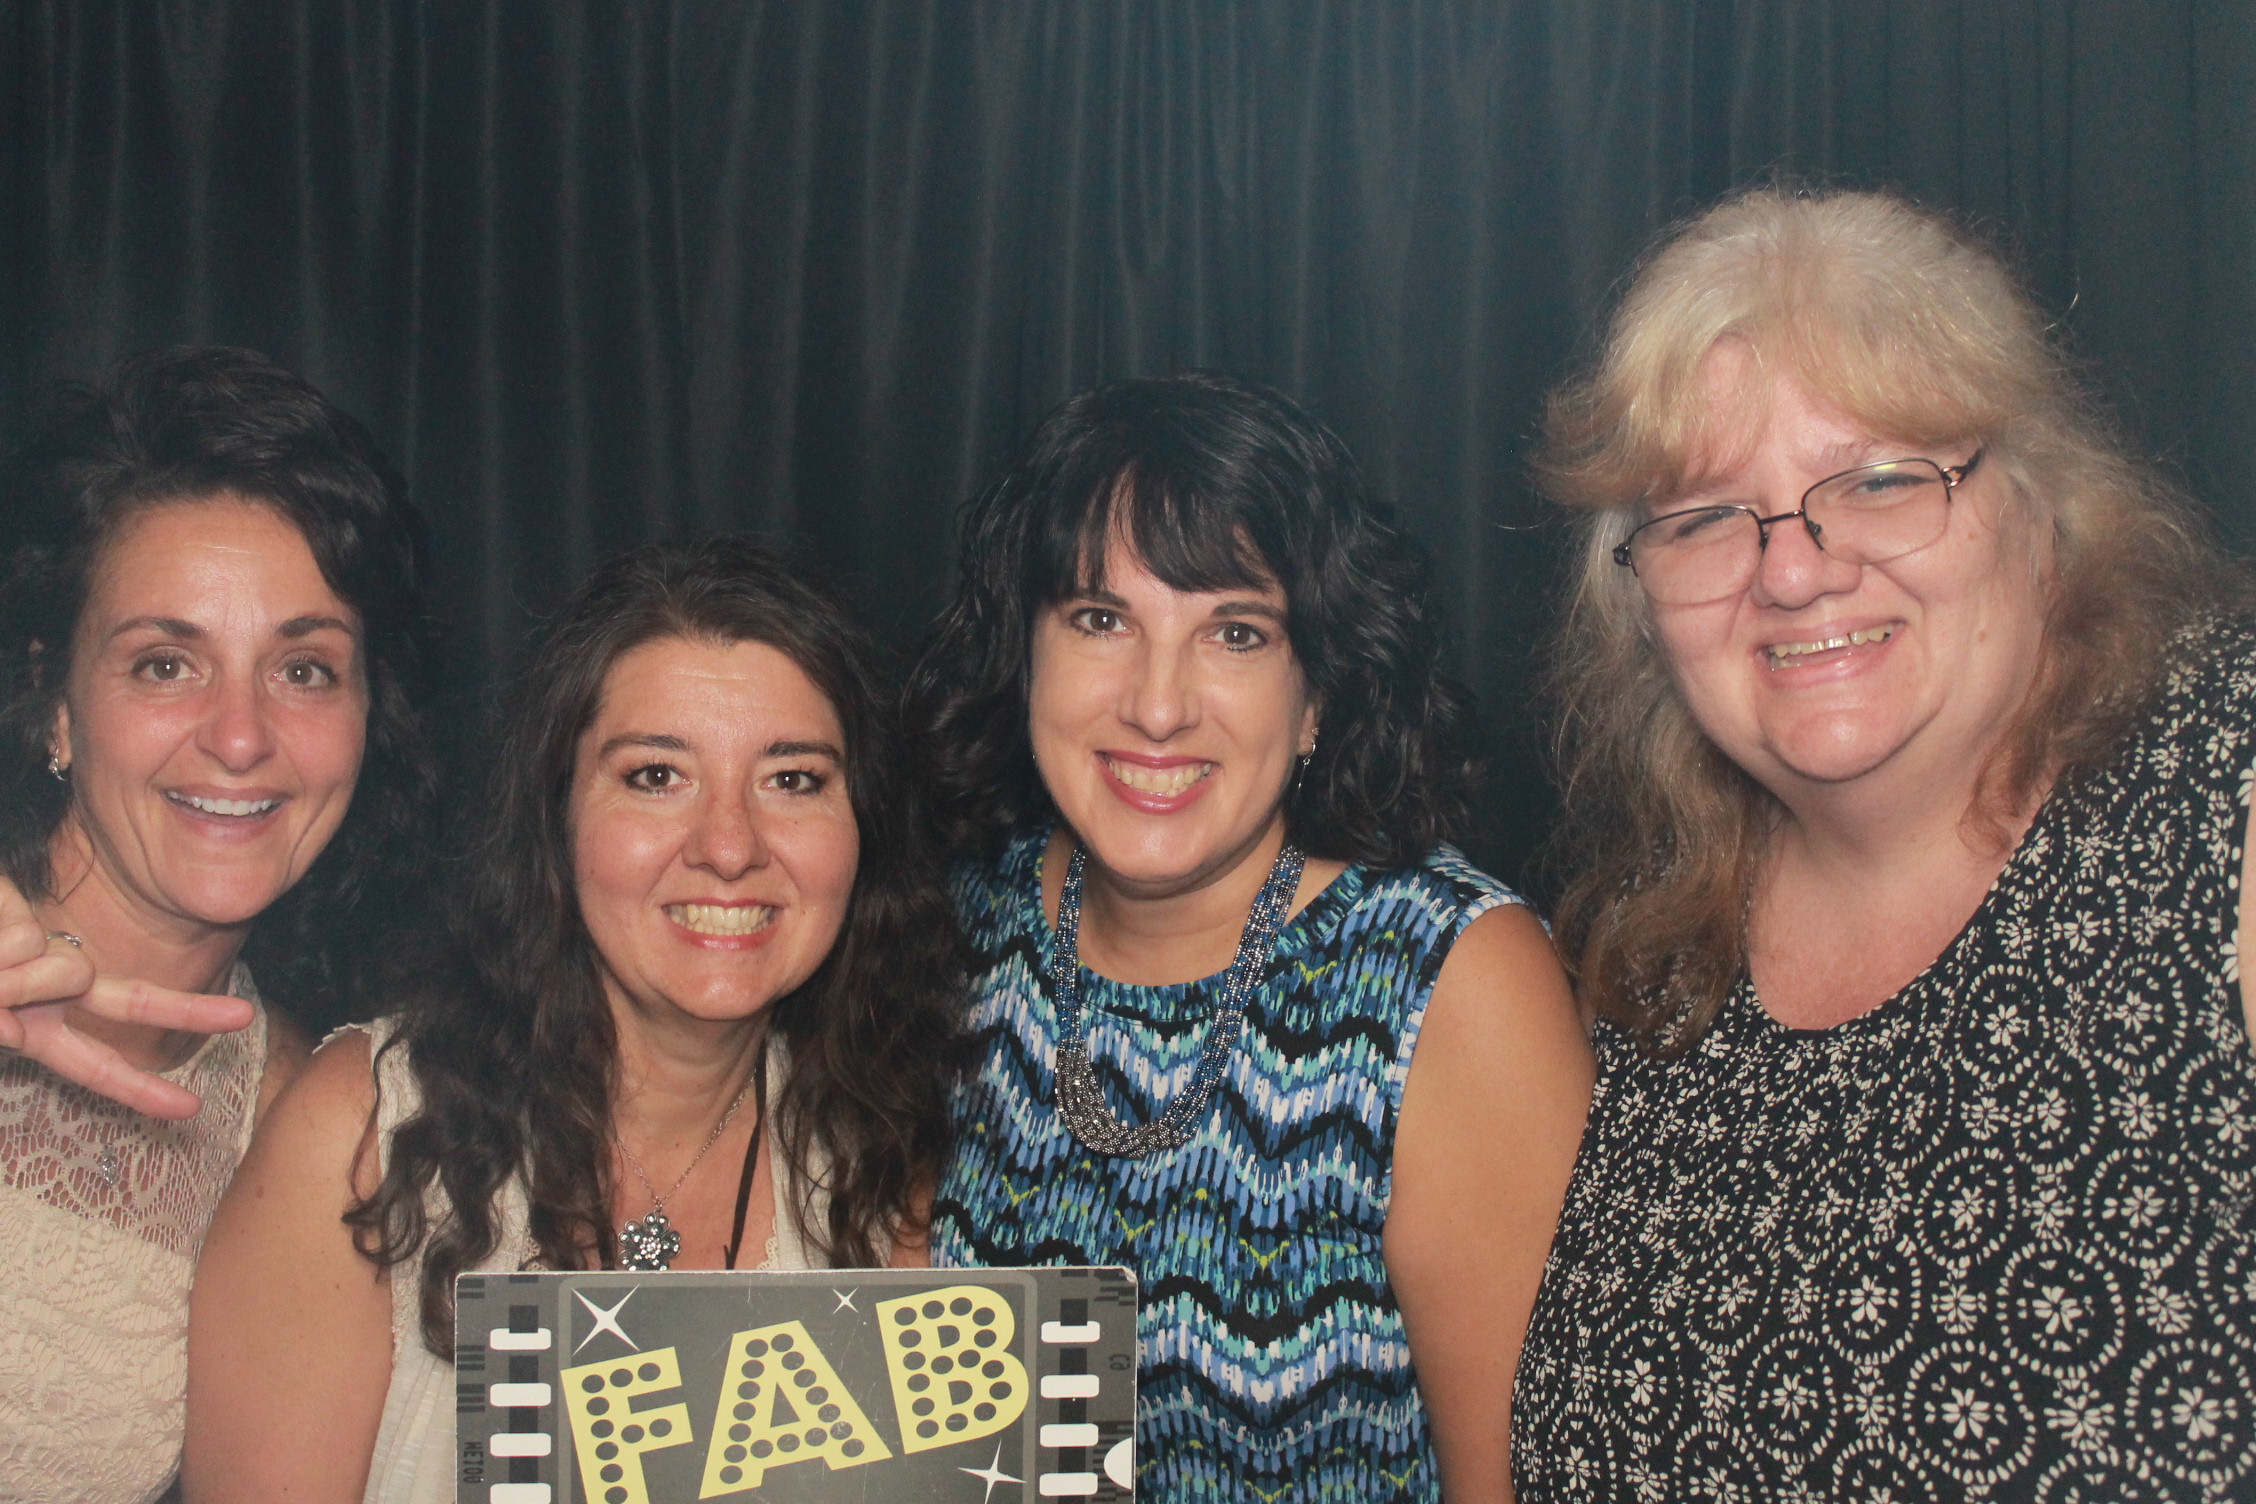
[457, 1276, 562, 1502]
[1031, 1268, 1137, 1498]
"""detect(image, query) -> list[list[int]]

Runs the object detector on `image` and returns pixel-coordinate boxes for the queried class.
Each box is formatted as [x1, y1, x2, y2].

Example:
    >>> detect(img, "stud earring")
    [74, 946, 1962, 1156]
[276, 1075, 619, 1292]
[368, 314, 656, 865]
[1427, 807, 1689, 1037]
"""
[47, 753, 67, 782]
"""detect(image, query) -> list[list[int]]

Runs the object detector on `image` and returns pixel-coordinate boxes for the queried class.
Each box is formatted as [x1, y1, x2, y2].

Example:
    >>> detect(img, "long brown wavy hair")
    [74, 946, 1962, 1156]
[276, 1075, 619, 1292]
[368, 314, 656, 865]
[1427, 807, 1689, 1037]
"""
[1541, 186, 2234, 1048]
[348, 537, 965, 1356]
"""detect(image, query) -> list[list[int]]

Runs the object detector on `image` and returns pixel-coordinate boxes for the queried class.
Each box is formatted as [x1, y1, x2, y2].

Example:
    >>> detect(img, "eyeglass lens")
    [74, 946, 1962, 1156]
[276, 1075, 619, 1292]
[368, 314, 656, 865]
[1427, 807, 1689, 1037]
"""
[1627, 458, 1955, 604]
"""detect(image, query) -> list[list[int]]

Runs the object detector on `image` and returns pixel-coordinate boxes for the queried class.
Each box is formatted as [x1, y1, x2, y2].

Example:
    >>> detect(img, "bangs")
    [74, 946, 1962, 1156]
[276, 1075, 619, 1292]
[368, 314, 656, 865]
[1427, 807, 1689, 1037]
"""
[1552, 187, 2054, 516]
[1028, 463, 1281, 605]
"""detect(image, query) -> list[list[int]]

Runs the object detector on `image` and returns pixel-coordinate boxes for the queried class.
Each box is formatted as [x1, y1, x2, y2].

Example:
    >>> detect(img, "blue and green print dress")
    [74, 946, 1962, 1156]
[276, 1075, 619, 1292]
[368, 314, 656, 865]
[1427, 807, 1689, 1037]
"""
[931, 828, 1525, 1502]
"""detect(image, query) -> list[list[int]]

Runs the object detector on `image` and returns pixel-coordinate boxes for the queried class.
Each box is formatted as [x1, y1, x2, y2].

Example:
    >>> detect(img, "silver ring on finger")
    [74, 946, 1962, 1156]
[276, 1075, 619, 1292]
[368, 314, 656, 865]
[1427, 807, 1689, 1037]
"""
[44, 931, 84, 949]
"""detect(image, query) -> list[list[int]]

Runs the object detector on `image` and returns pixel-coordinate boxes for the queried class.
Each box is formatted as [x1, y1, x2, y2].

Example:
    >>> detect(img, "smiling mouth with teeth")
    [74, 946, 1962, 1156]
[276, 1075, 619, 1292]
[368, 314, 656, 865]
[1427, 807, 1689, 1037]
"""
[1103, 757, 1214, 797]
[1765, 625, 1897, 669]
[665, 903, 778, 937]
[167, 791, 282, 818]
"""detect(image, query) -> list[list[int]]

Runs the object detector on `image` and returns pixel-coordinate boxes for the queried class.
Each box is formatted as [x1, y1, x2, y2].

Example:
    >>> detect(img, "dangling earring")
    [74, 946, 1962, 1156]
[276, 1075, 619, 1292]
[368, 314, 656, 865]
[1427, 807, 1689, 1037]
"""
[1291, 729, 1316, 801]
[47, 752, 68, 782]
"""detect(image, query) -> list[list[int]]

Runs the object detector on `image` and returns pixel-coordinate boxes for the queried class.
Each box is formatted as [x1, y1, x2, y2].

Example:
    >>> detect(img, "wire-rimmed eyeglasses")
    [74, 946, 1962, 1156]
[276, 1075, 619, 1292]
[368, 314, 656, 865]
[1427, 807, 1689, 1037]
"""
[1613, 450, 1985, 606]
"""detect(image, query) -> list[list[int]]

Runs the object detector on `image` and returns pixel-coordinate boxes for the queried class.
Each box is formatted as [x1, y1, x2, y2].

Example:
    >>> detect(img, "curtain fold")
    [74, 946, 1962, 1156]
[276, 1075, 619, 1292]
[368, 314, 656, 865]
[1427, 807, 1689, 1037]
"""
[5, 0, 2250, 883]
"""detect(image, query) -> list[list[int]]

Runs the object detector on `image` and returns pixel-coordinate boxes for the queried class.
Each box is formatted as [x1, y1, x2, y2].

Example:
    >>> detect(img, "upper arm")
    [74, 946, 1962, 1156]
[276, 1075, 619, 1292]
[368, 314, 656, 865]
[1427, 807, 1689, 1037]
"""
[185, 1030, 395, 1503]
[1385, 904, 1594, 1504]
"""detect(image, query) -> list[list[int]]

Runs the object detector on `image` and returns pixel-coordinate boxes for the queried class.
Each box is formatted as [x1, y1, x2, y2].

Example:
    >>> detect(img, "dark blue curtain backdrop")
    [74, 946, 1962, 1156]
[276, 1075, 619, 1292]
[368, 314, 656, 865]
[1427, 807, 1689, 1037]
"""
[4, 0, 2251, 887]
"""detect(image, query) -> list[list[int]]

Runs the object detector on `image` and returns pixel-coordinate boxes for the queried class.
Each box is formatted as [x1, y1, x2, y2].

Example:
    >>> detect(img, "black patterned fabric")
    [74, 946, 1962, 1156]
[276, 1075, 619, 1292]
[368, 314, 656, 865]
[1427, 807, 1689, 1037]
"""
[1514, 620, 2256, 1502]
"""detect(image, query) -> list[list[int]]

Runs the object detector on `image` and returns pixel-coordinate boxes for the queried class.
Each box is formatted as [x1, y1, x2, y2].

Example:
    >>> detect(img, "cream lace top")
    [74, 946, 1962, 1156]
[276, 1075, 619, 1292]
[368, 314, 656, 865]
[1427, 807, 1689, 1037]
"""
[356, 1018, 829, 1504]
[0, 968, 266, 1504]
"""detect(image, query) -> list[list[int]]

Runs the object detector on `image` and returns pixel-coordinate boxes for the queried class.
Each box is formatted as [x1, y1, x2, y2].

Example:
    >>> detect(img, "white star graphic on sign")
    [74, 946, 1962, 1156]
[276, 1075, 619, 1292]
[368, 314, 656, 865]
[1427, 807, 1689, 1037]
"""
[832, 1287, 861, 1313]
[959, 1442, 1020, 1502]
[572, 1287, 640, 1353]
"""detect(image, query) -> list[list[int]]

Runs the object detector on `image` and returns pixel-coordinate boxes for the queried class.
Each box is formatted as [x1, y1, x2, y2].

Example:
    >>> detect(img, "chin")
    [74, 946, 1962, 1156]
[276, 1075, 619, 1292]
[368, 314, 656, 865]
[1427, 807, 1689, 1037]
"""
[1767, 726, 1913, 785]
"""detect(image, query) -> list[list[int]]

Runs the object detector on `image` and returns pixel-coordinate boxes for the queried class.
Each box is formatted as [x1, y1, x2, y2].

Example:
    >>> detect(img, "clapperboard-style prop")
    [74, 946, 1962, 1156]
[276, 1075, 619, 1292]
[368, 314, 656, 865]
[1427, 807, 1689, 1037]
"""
[455, 1267, 1136, 1504]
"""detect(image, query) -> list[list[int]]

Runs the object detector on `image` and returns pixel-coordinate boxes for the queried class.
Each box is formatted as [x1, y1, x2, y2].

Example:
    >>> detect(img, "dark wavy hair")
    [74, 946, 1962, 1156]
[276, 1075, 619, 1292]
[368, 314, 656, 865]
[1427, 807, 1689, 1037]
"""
[909, 371, 1474, 867]
[350, 536, 965, 1357]
[0, 346, 436, 1028]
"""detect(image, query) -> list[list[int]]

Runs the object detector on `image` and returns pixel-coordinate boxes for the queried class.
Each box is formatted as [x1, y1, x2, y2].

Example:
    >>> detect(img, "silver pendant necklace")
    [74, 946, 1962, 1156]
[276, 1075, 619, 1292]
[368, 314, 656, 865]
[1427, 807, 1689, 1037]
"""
[614, 1047, 761, 1272]
[1050, 839, 1305, 1158]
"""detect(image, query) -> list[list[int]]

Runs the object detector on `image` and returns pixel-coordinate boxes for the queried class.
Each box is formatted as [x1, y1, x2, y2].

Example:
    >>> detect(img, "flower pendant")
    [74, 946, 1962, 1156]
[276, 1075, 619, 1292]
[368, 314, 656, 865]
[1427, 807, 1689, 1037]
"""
[619, 1208, 681, 1271]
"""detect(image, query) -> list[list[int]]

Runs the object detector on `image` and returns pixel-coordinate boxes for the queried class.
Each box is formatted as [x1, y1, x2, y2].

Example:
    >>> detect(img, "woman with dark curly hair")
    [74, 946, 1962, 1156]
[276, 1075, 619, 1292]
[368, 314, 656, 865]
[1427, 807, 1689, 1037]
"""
[186, 537, 963, 1502]
[0, 345, 435, 1502]
[910, 372, 1591, 1504]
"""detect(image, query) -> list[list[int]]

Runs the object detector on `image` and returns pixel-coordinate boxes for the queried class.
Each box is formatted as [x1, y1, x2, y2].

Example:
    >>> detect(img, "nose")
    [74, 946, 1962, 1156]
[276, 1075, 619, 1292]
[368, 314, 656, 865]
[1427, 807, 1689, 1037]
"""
[1117, 635, 1198, 742]
[1750, 510, 1861, 611]
[683, 784, 770, 880]
[195, 672, 276, 773]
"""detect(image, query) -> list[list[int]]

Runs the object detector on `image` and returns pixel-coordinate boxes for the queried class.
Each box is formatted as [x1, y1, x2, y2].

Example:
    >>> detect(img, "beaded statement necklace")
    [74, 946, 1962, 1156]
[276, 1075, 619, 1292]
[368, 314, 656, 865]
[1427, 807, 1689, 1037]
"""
[1050, 840, 1306, 1158]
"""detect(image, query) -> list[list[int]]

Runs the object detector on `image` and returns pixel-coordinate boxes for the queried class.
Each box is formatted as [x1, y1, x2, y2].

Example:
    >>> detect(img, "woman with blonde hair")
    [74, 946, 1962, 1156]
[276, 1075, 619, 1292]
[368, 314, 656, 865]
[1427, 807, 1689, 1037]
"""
[1512, 187, 2255, 1500]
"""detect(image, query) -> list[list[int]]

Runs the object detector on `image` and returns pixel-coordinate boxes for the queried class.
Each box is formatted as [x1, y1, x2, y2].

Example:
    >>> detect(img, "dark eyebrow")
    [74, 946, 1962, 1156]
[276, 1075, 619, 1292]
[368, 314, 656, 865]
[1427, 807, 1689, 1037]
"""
[594, 734, 844, 761]
[106, 614, 358, 642]
[1060, 587, 1130, 608]
[108, 616, 202, 641]
[279, 615, 357, 639]
[596, 732, 690, 759]
[1057, 591, 1287, 623]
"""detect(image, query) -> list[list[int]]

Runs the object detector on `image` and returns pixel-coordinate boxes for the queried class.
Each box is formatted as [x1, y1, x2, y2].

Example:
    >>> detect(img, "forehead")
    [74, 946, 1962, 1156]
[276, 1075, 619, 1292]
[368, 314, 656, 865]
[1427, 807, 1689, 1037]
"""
[588, 636, 844, 742]
[1664, 352, 1901, 499]
[82, 494, 344, 623]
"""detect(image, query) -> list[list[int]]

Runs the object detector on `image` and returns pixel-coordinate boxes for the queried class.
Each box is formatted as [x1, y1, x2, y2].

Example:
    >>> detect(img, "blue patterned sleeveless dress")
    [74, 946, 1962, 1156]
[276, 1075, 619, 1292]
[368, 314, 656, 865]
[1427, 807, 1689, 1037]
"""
[1514, 619, 2256, 1501]
[931, 828, 1525, 1503]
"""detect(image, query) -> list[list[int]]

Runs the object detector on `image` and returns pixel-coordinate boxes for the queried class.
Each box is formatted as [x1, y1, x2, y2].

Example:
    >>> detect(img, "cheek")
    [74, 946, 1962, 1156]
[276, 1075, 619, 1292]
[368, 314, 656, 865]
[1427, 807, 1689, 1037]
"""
[287, 704, 370, 799]
[788, 811, 861, 917]
[569, 802, 669, 923]
[65, 688, 179, 783]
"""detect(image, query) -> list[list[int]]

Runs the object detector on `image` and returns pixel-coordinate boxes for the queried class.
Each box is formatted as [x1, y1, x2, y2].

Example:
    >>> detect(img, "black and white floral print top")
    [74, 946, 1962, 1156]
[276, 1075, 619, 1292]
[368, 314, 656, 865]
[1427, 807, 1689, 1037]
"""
[1514, 619, 2256, 1503]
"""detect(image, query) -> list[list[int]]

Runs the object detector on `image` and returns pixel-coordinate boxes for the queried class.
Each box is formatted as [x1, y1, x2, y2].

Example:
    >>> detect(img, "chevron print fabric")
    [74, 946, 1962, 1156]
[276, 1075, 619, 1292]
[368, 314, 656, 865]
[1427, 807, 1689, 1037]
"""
[932, 829, 1524, 1502]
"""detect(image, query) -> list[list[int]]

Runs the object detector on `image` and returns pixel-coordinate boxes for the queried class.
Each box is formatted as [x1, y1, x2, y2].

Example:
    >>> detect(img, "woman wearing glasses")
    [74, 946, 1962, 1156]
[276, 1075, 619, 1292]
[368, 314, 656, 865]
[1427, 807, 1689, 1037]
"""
[1512, 187, 2256, 1499]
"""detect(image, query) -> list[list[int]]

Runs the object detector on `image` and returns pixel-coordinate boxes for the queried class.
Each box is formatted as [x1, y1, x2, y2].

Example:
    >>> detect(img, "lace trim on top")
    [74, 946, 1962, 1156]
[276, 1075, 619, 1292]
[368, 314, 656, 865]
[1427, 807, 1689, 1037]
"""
[0, 964, 266, 1261]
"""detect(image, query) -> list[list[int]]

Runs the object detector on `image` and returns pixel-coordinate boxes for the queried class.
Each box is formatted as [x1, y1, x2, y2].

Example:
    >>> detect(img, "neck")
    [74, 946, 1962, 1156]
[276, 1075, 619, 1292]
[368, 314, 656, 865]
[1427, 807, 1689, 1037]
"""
[606, 986, 769, 1148]
[37, 823, 252, 1072]
[1049, 816, 1332, 988]
[1770, 727, 2040, 882]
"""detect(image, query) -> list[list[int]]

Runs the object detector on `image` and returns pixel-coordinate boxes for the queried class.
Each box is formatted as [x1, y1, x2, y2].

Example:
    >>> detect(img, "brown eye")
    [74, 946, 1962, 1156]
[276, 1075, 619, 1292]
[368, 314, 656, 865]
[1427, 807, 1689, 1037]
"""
[281, 658, 337, 687]
[1215, 622, 1266, 650]
[625, 764, 681, 791]
[1070, 607, 1125, 635]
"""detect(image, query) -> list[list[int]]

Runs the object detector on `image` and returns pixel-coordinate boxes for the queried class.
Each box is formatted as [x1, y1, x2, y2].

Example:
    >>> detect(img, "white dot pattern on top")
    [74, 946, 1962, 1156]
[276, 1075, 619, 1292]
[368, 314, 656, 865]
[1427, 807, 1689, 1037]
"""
[1513, 620, 2256, 1503]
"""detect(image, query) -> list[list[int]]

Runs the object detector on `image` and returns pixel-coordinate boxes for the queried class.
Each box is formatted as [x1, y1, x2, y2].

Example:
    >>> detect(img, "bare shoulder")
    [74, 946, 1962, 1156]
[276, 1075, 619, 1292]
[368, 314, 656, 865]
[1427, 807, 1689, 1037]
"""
[1429, 903, 1584, 1039]
[239, 1026, 382, 1199]
[1408, 902, 1594, 1148]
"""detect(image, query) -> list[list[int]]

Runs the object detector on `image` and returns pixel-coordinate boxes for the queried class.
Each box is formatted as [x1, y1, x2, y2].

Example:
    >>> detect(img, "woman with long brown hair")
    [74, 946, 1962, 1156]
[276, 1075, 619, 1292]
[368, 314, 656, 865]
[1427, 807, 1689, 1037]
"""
[186, 537, 962, 1502]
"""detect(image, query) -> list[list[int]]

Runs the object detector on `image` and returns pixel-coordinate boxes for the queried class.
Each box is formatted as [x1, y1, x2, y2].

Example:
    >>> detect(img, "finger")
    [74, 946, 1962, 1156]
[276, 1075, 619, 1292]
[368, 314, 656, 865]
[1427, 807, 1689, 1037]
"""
[80, 976, 255, 1035]
[28, 1022, 204, 1120]
[0, 911, 46, 970]
[0, 948, 98, 1012]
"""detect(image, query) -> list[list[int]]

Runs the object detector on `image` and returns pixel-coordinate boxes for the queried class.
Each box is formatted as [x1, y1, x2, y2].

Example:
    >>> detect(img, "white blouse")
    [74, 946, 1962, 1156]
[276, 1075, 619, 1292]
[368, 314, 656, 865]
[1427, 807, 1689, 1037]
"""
[357, 1019, 827, 1504]
[0, 969, 266, 1504]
